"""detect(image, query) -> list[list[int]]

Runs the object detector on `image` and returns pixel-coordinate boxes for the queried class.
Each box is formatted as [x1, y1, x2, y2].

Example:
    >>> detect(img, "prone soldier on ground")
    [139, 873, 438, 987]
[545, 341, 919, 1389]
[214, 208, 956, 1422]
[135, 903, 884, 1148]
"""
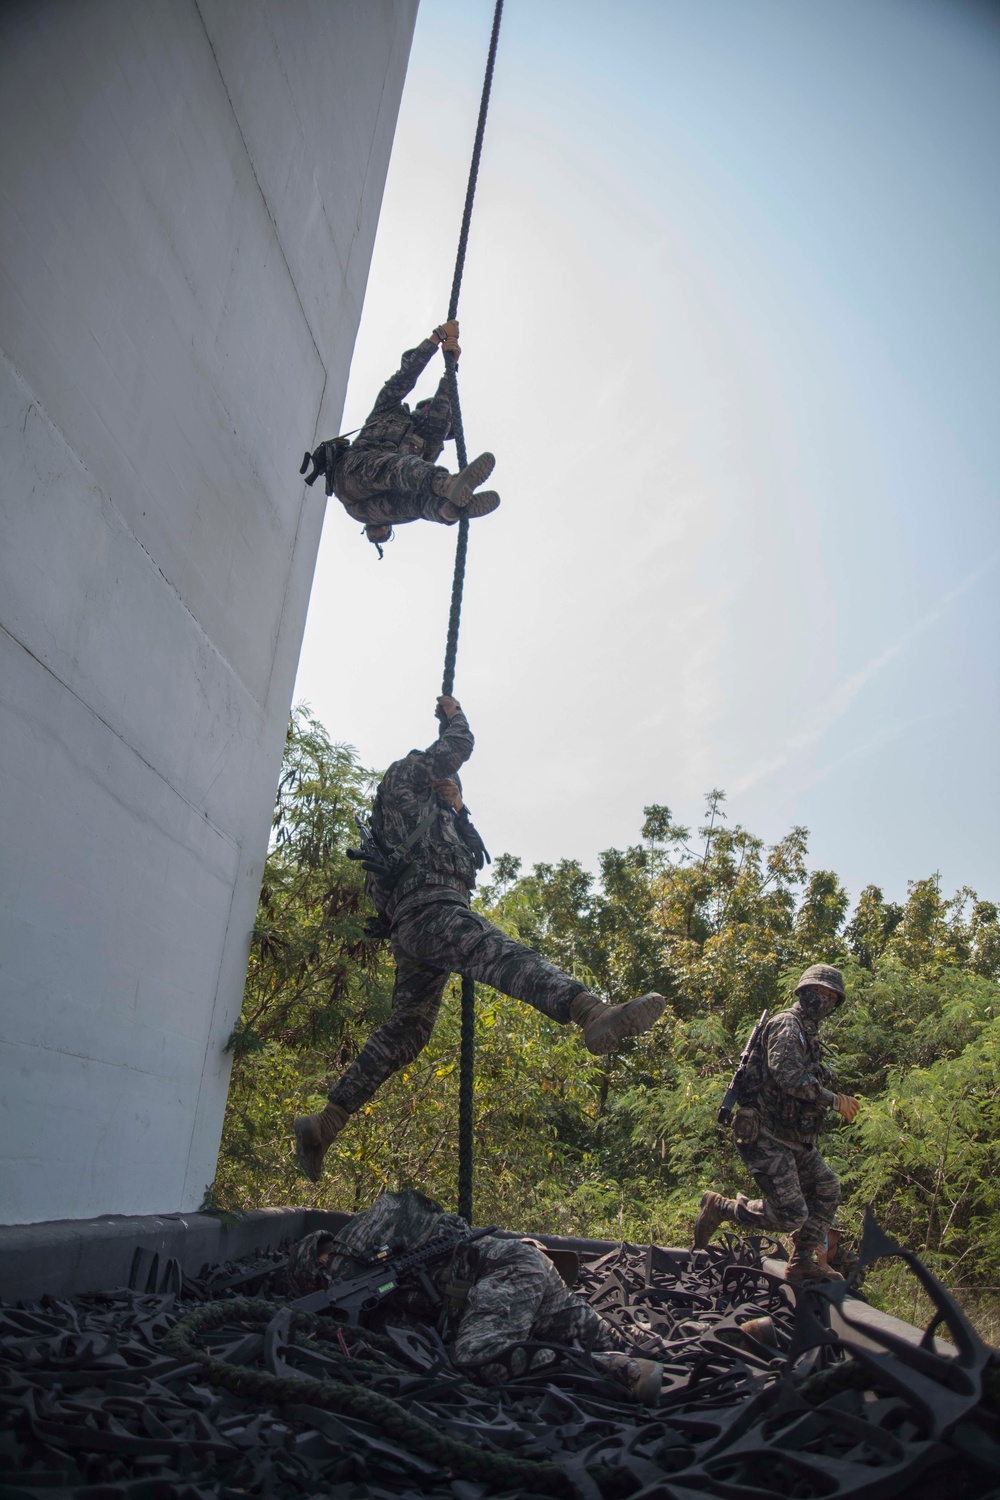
[294, 696, 666, 1180]
[692, 963, 861, 1283]
[300, 321, 500, 552]
[281, 1189, 664, 1404]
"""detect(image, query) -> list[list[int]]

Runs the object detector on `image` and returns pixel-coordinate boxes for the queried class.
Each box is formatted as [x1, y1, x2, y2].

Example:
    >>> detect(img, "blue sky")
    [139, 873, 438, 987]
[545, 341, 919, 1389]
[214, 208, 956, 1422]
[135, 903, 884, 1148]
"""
[295, 0, 1000, 909]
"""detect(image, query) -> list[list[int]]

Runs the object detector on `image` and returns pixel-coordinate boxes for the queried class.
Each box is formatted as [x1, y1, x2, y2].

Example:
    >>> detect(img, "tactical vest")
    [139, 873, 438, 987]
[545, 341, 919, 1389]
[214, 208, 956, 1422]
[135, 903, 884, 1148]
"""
[758, 1014, 833, 1144]
[351, 410, 427, 458]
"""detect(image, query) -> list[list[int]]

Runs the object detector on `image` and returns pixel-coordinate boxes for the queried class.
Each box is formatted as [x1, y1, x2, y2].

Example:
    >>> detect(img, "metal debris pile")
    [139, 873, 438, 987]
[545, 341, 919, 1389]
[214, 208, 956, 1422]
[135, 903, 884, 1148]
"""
[2, 1215, 999, 1499]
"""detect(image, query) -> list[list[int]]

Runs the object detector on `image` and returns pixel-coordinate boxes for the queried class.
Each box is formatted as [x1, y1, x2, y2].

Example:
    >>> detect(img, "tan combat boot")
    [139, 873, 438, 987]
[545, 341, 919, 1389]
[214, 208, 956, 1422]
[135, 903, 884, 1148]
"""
[434, 451, 496, 511]
[569, 991, 666, 1055]
[593, 1351, 664, 1405]
[293, 1102, 351, 1183]
[692, 1190, 737, 1249]
[439, 490, 501, 523]
[785, 1246, 845, 1283]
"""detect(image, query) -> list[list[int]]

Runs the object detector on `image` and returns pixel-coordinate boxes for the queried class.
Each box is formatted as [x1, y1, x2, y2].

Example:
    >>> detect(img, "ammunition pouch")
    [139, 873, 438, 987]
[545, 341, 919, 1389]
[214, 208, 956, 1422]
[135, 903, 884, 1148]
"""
[299, 437, 351, 496]
[732, 1106, 761, 1147]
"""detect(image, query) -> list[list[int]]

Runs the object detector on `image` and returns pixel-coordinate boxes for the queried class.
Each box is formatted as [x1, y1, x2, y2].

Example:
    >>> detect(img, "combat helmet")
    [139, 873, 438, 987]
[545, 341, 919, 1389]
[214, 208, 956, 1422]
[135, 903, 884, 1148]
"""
[795, 963, 846, 1007]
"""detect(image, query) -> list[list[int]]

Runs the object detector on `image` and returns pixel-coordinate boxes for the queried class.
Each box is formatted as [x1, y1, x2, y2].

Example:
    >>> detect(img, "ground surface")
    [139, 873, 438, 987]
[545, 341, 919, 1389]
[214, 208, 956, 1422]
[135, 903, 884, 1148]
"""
[1, 1227, 998, 1499]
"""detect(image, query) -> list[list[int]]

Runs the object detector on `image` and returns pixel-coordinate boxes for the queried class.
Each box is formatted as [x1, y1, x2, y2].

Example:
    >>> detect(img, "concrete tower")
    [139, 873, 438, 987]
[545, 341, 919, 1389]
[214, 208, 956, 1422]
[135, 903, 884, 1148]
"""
[0, 0, 417, 1224]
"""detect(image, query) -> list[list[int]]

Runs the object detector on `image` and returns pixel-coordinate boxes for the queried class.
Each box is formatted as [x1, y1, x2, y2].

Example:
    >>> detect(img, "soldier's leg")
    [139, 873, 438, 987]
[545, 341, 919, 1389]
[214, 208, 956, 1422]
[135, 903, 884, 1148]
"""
[294, 952, 449, 1180]
[336, 451, 498, 526]
[790, 1146, 841, 1250]
[346, 488, 497, 530]
[392, 900, 582, 1024]
[393, 899, 664, 1050]
[335, 451, 444, 506]
[325, 948, 449, 1115]
[451, 1238, 627, 1384]
[731, 1133, 810, 1237]
[451, 1238, 559, 1383]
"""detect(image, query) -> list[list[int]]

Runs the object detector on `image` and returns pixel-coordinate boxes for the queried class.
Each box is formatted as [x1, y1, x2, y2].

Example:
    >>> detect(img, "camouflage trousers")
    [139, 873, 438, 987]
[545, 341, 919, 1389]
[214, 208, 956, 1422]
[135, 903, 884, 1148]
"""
[328, 893, 585, 1115]
[450, 1234, 628, 1385]
[733, 1126, 840, 1248]
[297, 1191, 628, 1387]
[333, 449, 457, 527]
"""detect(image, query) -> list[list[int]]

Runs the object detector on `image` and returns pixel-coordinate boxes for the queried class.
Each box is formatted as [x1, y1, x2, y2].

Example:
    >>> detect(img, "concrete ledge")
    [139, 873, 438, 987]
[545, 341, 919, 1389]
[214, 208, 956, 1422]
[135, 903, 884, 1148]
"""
[0, 1207, 351, 1303]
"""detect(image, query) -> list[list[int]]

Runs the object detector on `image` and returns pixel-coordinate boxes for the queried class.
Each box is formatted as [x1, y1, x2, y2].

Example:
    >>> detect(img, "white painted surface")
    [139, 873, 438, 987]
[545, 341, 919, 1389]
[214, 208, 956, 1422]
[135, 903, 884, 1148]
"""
[0, 0, 416, 1223]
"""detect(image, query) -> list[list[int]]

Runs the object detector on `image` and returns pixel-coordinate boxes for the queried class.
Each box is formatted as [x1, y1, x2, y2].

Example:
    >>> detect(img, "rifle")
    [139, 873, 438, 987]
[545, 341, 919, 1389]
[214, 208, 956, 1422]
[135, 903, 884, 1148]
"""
[348, 804, 491, 883]
[346, 813, 397, 882]
[717, 1009, 769, 1127]
[290, 1224, 498, 1324]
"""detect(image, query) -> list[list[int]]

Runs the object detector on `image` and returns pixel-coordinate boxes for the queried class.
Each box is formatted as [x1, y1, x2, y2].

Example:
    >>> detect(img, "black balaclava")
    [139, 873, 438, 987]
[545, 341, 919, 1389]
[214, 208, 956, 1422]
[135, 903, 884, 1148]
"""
[797, 985, 840, 1020]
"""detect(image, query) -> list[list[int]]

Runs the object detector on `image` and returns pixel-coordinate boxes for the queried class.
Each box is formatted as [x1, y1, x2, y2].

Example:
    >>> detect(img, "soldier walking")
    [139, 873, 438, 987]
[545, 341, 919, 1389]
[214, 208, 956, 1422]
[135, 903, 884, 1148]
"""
[692, 964, 861, 1283]
[294, 696, 666, 1181]
[301, 321, 500, 550]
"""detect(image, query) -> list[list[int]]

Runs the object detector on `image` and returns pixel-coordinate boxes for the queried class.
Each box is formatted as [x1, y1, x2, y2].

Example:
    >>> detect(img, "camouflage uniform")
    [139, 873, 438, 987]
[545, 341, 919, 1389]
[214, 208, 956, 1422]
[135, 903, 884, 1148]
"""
[327, 709, 586, 1117]
[333, 340, 460, 528]
[286, 1191, 628, 1386]
[731, 1001, 841, 1248]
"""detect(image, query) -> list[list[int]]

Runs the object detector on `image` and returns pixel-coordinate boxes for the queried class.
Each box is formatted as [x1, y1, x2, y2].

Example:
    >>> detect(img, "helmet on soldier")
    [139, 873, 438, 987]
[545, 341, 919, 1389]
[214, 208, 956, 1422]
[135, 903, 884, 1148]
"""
[795, 963, 846, 1010]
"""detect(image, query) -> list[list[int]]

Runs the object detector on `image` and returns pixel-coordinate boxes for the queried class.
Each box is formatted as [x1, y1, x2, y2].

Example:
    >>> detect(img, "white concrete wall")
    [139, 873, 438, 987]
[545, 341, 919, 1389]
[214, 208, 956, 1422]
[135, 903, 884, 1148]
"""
[0, 0, 417, 1224]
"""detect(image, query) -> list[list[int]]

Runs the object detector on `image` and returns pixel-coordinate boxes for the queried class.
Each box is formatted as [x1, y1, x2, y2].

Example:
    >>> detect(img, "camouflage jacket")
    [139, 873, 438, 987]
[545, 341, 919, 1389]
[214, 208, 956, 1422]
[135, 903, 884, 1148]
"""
[367, 707, 479, 922]
[281, 1191, 468, 1300]
[348, 339, 452, 462]
[757, 1001, 837, 1144]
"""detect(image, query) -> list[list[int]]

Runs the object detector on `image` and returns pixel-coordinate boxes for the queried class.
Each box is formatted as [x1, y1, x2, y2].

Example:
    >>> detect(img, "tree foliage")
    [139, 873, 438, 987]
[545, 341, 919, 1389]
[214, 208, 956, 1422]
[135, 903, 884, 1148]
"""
[216, 710, 1000, 1300]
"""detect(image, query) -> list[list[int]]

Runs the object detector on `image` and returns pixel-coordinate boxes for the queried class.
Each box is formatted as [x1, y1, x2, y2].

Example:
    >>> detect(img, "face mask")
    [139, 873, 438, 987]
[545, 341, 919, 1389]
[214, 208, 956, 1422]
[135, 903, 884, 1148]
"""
[798, 986, 839, 1019]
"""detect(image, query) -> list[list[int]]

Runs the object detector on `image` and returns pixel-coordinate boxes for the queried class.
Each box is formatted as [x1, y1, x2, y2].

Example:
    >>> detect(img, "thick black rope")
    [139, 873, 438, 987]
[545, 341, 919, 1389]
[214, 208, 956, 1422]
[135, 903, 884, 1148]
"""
[163, 1298, 573, 1496]
[439, 0, 504, 1228]
[457, 973, 477, 1222]
[440, 0, 503, 699]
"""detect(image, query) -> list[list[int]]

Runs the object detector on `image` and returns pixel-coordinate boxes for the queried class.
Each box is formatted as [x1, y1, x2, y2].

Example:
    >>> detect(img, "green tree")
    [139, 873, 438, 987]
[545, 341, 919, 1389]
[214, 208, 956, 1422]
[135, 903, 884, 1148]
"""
[214, 711, 1000, 1311]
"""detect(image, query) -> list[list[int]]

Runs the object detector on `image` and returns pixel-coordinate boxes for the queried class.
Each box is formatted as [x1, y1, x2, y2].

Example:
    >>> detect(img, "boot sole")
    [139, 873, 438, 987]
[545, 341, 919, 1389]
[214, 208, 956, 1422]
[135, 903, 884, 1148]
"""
[443, 489, 500, 520]
[466, 490, 500, 517]
[585, 993, 665, 1055]
[459, 452, 495, 491]
[293, 1117, 324, 1184]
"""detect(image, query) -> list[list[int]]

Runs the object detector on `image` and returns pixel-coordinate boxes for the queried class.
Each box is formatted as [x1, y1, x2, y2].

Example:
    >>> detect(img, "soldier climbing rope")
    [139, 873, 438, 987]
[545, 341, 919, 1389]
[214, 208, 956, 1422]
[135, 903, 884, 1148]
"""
[295, 4, 505, 1222]
[439, 0, 506, 1228]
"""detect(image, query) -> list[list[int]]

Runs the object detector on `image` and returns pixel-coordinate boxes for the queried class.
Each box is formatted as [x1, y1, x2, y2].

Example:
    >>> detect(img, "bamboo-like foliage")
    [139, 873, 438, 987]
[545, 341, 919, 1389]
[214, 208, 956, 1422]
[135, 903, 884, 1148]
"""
[214, 711, 1000, 1308]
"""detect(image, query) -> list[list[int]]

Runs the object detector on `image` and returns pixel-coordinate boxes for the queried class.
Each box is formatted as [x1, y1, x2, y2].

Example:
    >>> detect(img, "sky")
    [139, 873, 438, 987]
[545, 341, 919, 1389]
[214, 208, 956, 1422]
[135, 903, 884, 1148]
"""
[295, 0, 1000, 911]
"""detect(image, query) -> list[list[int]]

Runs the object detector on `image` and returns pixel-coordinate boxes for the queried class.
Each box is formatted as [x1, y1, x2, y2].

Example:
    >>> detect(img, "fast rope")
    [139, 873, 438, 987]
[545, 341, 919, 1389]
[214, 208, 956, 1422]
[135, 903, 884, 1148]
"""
[439, 0, 504, 1227]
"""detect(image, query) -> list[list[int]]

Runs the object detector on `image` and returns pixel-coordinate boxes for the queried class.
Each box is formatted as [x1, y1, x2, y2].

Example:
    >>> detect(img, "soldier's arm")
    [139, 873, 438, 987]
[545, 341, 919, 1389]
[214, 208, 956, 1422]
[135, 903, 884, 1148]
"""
[425, 708, 474, 778]
[766, 1018, 837, 1107]
[416, 377, 453, 454]
[367, 339, 440, 420]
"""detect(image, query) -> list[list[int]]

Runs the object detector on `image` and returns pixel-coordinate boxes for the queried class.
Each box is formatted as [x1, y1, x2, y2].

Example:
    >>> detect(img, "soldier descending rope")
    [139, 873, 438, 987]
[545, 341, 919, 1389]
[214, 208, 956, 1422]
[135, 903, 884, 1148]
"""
[293, 696, 666, 1182]
[692, 964, 862, 1283]
[300, 321, 500, 553]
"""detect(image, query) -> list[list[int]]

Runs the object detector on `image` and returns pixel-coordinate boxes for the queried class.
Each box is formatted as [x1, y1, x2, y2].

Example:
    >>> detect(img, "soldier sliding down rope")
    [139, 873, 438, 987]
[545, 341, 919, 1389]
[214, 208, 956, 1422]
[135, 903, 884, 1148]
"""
[300, 321, 499, 553]
[294, 696, 666, 1181]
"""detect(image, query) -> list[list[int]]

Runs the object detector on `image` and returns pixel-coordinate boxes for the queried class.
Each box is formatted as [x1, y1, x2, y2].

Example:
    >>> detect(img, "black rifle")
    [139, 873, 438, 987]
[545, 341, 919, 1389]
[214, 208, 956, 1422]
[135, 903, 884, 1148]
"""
[717, 1009, 769, 1126]
[290, 1224, 498, 1325]
[346, 813, 397, 883]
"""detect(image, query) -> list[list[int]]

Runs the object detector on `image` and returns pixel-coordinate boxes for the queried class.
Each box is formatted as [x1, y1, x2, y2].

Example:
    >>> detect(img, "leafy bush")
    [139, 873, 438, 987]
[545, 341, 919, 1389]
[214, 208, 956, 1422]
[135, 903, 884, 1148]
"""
[215, 710, 1000, 1309]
